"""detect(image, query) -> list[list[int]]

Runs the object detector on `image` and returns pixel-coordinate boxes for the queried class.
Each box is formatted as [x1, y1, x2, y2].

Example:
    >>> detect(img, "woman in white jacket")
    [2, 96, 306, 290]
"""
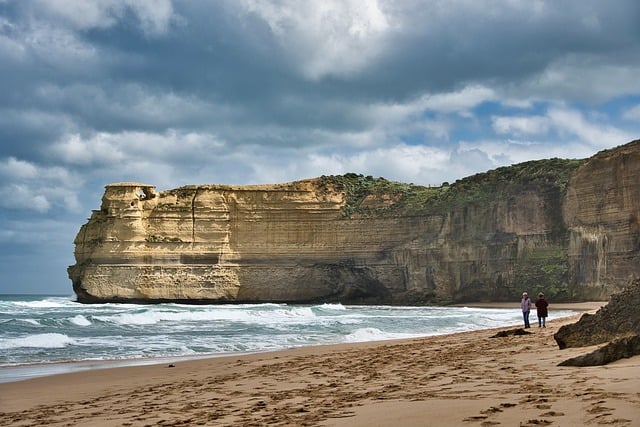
[520, 292, 532, 328]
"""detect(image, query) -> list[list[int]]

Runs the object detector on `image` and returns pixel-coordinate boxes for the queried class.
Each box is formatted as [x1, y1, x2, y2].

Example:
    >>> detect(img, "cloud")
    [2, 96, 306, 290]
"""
[0, 17, 27, 61]
[419, 85, 497, 115]
[457, 139, 585, 166]
[547, 107, 635, 147]
[0, 157, 81, 213]
[267, 143, 454, 186]
[26, 83, 231, 133]
[0, 217, 78, 250]
[492, 116, 551, 137]
[0, 157, 76, 186]
[526, 57, 640, 103]
[241, 0, 391, 80]
[49, 133, 126, 166]
[489, 105, 637, 160]
[43, 130, 233, 190]
[0, 183, 51, 212]
[50, 130, 225, 166]
[623, 104, 640, 121]
[33, 0, 175, 35]
[0, 157, 39, 179]
[45, 131, 222, 190]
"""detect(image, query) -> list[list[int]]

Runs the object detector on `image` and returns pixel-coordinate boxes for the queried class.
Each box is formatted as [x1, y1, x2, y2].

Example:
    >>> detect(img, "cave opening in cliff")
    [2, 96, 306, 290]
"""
[137, 188, 155, 200]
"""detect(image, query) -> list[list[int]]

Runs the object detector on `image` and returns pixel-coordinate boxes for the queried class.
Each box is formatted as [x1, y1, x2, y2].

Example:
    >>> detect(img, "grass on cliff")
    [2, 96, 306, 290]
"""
[318, 158, 585, 218]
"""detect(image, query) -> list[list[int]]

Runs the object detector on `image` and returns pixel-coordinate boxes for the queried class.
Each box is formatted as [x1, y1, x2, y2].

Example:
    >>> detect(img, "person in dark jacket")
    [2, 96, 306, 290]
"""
[535, 292, 549, 327]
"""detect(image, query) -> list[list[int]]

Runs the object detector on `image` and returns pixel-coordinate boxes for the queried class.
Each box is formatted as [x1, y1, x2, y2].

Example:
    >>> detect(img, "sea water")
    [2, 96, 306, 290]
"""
[0, 294, 576, 383]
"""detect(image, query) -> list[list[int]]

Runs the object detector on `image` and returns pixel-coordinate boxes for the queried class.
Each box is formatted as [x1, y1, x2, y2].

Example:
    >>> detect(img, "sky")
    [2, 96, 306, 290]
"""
[1, 0, 640, 295]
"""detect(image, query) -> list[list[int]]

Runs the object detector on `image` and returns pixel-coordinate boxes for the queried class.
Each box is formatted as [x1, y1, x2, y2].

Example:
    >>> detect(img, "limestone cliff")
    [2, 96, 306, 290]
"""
[69, 139, 640, 304]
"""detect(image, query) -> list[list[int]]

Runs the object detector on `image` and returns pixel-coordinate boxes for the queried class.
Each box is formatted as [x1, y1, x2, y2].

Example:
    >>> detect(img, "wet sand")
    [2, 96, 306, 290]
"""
[1, 302, 638, 426]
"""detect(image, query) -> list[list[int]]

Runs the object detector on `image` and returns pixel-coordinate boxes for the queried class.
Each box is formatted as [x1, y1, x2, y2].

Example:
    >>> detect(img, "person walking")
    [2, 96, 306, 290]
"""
[520, 292, 532, 328]
[535, 292, 549, 327]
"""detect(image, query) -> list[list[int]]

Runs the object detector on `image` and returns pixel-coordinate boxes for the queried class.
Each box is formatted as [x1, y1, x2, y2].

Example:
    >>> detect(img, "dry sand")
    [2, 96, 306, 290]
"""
[1, 302, 638, 426]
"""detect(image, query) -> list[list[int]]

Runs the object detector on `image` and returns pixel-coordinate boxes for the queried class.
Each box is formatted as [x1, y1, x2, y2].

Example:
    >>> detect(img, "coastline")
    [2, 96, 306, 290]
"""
[2, 301, 637, 426]
[0, 301, 604, 384]
[0, 354, 233, 384]
[451, 301, 607, 311]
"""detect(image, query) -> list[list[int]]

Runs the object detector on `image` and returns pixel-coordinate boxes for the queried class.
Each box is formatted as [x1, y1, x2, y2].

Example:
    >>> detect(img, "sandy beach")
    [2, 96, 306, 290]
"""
[1, 302, 638, 426]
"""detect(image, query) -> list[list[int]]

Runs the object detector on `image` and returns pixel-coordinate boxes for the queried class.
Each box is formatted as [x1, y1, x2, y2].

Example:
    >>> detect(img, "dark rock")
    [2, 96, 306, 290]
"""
[554, 279, 640, 349]
[558, 335, 640, 366]
[490, 328, 532, 338]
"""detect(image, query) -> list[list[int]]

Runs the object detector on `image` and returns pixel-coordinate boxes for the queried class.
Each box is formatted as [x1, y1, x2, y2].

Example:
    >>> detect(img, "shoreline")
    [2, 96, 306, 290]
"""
[0, 353, 242, 384]
[0, 302, 605, 384]
[3, 301, 637, 426]
[451, 301, 607, 311]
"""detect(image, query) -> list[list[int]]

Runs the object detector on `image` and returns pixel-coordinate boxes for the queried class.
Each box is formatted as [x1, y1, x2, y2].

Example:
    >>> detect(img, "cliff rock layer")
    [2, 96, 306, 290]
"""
[69, 139, 640, 304]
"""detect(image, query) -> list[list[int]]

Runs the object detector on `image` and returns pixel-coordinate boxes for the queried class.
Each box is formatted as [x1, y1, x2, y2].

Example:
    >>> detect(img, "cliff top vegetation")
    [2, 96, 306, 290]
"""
[318, 157, 585, 217]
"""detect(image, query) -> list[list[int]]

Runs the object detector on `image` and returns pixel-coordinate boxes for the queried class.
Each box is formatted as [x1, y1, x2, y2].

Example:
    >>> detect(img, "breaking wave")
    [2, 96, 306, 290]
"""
[1, 333, 76, 349]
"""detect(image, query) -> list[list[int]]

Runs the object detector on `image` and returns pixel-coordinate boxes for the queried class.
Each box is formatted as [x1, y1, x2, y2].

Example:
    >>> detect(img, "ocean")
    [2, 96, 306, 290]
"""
[0, 294, 576, 383]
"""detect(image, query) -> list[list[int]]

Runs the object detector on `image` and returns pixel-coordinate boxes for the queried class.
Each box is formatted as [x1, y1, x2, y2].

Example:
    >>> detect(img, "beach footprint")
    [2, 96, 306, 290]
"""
[520, 419, 552, 426]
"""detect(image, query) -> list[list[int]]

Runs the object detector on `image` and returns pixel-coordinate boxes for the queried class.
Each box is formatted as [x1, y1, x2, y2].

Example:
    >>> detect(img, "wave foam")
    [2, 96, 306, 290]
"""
[0, 333, 76, 349]
[316, 303, 346, 311]
[13, 298, 73, 308]
[95, 305, 322, 326]
[343, 327, 422, 343]
[70, 315, 91, 326]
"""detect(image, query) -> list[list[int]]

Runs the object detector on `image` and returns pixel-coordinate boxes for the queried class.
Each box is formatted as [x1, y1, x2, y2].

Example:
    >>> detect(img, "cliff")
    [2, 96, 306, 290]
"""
[69, 139, 640, 304]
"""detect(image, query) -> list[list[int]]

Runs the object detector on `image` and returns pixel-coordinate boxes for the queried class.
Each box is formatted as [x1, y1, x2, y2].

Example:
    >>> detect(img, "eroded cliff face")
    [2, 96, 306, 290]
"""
[69, 140, 640, 304]
[70, 180, 422, 303]
[563, 142, 640, 299]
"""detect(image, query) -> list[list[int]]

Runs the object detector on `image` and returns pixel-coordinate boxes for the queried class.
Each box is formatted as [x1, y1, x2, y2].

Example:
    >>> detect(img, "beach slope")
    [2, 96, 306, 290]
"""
[1, 307, 638, 426]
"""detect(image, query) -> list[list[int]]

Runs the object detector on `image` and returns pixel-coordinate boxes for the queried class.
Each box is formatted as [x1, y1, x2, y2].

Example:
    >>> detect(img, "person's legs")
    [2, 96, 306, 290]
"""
[523, 311, 530, 328]
[542, 317, 546, 327]
[538, 316, 542, 327]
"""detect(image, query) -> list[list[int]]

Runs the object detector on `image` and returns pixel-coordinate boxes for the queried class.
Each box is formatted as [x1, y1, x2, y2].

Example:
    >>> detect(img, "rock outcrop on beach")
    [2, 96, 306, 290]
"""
[555, 279, 640, 366]
[554, 279, 640, 349]
[558, 335, 640, 366]
[69, 139, 640, 304]
[490, 328, 532, 338]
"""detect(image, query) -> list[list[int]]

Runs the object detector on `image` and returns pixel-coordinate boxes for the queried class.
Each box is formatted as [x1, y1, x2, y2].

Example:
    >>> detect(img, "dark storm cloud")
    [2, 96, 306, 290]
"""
[3, 1, 639, 152]
[354, 2, 640, 101]
[1, 0, 639, 182]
